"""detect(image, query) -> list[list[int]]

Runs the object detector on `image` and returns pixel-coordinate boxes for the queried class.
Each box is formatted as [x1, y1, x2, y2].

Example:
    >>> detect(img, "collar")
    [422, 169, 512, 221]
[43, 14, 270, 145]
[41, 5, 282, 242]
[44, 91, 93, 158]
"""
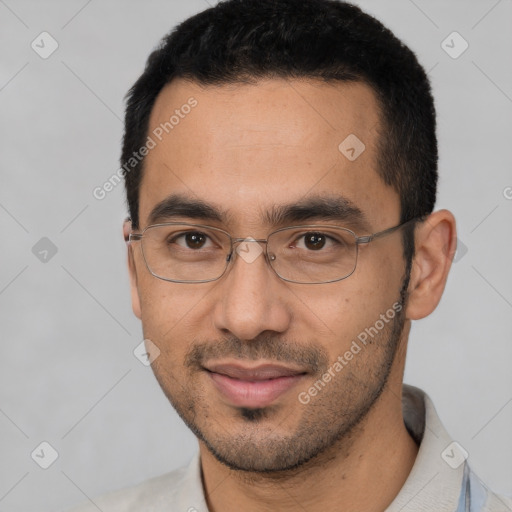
[386, 384, 466, 511]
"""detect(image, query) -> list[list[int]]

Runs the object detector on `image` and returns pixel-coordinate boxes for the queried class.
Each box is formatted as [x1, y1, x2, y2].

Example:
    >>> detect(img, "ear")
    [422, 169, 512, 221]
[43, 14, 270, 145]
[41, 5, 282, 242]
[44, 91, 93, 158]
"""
[405, 209, 457, 320]
[123, 218, 142, 320]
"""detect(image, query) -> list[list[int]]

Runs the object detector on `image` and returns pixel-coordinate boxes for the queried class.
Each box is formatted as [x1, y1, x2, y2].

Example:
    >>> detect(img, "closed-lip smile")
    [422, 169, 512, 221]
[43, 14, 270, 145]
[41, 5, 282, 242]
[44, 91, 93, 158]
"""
[203, 361, 308, 408]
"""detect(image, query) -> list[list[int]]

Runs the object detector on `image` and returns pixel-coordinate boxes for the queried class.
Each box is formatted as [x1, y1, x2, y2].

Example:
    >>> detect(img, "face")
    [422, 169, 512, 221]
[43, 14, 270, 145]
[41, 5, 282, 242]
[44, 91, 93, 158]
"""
[126, 78, 410, 472]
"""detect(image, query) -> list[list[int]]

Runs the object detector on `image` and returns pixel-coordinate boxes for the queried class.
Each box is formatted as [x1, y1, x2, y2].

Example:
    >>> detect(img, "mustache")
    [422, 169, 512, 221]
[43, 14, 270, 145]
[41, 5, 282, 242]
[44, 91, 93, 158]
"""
[185, 334, 329, 374]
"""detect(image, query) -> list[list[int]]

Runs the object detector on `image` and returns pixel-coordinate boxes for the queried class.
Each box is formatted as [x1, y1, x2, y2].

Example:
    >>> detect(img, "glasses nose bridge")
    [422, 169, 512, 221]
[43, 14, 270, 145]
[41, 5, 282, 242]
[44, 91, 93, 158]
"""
[227, 237, 271, 266]
[231, 236, 269, 246]
[230, 237, 270, 256]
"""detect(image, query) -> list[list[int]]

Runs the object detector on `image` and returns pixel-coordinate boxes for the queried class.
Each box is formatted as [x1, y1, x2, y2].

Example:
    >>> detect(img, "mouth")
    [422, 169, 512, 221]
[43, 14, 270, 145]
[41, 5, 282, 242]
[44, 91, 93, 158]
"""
[203, 362, 308, 409]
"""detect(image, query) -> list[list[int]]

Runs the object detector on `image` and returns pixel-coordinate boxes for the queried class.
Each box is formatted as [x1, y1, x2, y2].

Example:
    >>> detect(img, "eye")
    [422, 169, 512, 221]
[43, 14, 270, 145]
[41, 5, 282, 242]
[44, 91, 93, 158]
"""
[294, 232, 338, 251]
[170, 231, 214, 250]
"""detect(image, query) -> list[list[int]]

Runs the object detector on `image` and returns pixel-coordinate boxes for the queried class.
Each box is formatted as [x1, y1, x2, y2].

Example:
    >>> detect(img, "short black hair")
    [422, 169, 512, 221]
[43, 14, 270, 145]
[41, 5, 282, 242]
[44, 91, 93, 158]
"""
[122, 0, 437, 273]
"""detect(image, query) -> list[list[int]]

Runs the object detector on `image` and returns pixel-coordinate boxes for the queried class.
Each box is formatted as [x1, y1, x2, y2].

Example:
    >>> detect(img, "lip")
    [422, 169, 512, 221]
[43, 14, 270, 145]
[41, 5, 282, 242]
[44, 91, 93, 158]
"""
[204, 362, 307, 408]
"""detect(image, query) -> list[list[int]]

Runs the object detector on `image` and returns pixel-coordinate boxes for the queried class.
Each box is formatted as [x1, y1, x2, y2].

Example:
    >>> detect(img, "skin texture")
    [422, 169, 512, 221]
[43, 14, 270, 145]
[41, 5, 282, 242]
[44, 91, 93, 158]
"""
[123, 78, 457, 512]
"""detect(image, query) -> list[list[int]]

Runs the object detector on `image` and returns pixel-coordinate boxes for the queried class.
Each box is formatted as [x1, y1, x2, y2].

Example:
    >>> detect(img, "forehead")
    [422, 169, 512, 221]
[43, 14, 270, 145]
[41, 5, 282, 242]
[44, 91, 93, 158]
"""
[138, 78, 399, 231]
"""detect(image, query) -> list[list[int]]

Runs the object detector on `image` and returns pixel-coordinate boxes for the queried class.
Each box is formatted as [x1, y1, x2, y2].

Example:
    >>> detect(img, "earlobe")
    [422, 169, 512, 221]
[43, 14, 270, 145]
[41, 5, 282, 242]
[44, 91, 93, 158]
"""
[123, 219, 142, 320]
[405, 210, 457, 320]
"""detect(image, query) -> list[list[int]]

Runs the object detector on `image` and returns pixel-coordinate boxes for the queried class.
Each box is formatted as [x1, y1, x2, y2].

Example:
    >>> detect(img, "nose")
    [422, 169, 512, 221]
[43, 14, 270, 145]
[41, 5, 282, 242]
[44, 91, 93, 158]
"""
[212, 239, 292, 341]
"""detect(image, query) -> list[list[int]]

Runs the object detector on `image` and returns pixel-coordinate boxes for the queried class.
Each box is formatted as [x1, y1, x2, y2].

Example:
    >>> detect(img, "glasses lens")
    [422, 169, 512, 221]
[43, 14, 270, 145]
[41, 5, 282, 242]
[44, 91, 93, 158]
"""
[267, 226, 357, 283]
[141, 224, 231, 282]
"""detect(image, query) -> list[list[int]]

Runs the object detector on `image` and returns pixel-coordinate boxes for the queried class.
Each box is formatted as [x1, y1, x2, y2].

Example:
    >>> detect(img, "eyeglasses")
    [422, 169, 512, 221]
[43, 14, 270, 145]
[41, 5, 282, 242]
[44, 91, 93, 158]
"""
[128, 218, 421, 284]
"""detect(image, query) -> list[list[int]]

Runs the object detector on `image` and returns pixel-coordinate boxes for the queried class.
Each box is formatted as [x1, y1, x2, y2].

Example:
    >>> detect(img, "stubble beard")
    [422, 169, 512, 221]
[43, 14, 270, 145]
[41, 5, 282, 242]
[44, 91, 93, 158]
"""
[152, 278, 409, 475]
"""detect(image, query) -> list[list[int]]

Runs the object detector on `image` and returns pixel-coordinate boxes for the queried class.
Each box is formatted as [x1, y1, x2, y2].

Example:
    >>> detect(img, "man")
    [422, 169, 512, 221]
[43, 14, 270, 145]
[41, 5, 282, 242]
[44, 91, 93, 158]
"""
[69, 0, 511, 510]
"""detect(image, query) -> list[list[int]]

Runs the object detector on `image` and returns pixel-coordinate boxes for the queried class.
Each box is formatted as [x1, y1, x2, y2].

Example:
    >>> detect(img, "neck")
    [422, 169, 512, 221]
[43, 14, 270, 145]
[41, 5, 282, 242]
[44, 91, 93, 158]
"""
[199, 380, 419, 512]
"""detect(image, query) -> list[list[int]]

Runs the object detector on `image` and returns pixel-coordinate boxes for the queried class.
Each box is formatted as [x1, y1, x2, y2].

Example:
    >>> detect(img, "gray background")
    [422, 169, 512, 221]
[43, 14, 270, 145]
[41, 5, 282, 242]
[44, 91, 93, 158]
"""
[0, 1, 511, 511]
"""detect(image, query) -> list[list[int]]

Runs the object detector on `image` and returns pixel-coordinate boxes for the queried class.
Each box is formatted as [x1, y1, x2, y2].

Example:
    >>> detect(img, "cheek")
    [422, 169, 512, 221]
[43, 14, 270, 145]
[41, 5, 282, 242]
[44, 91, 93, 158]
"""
[137, 276, 214, 341]
[297, 251, 403, 350]
[137, 278, 180, 334]
[137, 285, 196, 379]
[355, 238, 405, 290]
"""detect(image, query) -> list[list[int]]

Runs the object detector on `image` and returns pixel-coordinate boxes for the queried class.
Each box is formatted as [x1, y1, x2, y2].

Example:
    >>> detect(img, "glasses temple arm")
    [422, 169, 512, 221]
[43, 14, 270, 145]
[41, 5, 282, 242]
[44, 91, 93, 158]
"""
[356, 216, 424, 245]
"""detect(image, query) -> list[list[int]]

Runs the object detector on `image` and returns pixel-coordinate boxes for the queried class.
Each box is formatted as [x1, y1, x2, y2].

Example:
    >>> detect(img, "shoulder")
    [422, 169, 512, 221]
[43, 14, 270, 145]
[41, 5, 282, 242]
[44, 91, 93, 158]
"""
[64, 465, 189, 512]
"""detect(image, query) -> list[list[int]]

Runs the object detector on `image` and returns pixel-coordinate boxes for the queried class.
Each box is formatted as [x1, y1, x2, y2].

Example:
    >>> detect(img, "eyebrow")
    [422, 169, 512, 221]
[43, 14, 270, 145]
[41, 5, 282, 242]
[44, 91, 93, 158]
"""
[265, 195, 370, 230]
[147, 194, 227, 225]
[146, 193, 370, 231]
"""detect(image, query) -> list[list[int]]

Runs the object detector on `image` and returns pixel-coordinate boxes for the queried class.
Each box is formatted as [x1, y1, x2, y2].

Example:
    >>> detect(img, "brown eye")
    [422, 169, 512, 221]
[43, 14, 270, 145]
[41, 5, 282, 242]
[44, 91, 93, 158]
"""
[303, 232, 327, 250]
[184, 232, 207, 249]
